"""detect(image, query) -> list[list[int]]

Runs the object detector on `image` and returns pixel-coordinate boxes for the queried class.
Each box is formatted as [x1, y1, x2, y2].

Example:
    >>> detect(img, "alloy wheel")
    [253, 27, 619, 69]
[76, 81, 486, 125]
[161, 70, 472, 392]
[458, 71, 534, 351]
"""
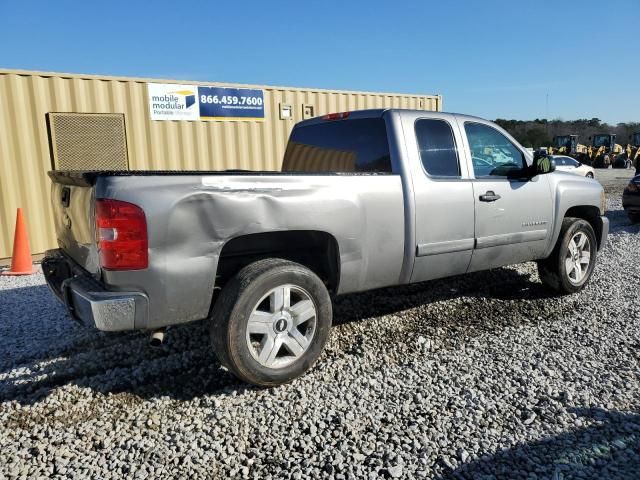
[565, 232, 591, 284]
[245, 284, 317, 368]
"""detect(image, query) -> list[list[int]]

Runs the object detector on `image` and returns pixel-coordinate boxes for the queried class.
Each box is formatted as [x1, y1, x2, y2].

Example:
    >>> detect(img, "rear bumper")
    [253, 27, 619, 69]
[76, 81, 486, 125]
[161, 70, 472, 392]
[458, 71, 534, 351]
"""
[42, 249, 148, 331]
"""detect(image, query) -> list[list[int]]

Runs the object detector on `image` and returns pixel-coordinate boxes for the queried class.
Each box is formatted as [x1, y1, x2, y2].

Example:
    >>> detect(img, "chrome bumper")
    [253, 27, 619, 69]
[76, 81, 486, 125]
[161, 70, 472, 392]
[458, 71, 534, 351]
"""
[42, 249, 148, 331]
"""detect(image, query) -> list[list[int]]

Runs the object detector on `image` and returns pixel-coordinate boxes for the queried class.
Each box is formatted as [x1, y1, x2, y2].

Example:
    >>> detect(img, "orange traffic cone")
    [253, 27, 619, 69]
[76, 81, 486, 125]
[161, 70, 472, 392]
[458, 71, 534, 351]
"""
[2, 208, 36, 276]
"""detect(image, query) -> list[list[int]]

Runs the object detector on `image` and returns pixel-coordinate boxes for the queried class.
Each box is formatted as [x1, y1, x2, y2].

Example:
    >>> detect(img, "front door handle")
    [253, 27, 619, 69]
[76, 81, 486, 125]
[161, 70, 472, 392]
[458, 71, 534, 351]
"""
[479, 190, 501, 202]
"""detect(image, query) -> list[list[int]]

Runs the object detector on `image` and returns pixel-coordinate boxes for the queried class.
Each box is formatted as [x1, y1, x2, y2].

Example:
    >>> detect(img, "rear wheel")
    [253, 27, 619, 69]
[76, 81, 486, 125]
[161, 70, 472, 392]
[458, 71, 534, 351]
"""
[210, 258, 332, 386]
[537, 218, 597, 294]
[586, 172, 594, 178]
[628, 211, 640, 224]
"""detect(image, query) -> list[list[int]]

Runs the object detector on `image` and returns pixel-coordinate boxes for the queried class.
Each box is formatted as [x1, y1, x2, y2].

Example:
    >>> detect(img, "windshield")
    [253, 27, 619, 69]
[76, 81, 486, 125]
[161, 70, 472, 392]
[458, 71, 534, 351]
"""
[634, 133, 640, 146]
[554, 136, 571, 148]
[593, 135, 611, 147]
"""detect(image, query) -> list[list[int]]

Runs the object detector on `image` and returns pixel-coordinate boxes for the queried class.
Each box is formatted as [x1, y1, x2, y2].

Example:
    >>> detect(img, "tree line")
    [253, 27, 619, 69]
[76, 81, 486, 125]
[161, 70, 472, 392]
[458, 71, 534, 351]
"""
[494, 118, 640, 148]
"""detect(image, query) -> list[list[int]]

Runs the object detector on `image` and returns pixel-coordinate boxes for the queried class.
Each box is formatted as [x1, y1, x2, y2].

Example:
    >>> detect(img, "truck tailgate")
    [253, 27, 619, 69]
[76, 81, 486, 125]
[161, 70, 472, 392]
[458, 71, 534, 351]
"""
[49, 172, 101, 275]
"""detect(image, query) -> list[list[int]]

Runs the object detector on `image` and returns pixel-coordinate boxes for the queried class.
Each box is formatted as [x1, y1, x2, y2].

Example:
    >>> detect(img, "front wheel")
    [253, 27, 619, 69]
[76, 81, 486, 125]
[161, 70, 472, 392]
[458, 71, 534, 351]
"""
[210, 258, 332, 386]
[537, 218, 597, 294]
[586, 172, 594, 178]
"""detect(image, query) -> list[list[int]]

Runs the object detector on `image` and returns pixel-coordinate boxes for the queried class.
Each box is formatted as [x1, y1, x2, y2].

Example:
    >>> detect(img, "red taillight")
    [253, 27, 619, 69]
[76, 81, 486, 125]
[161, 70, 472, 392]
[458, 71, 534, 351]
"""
[322, 111, 350, 121]
[95, 199, 148, 270]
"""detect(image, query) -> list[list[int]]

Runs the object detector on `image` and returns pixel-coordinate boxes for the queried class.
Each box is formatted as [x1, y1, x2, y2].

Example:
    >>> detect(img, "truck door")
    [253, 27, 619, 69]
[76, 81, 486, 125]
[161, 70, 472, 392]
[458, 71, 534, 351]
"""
[400, 113, 476, 283]
[460, 120, 553, 272]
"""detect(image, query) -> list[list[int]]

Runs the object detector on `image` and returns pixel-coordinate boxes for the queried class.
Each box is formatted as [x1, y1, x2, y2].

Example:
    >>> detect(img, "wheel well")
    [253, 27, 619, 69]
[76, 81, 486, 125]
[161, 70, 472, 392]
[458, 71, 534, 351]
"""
[565, 206, 603, 248]
[216, 231, 340, 293]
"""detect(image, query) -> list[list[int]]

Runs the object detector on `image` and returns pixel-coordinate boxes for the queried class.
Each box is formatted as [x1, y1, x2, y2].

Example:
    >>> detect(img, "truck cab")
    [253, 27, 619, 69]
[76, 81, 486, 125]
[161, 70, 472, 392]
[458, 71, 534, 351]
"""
[390, 111, 556, 280]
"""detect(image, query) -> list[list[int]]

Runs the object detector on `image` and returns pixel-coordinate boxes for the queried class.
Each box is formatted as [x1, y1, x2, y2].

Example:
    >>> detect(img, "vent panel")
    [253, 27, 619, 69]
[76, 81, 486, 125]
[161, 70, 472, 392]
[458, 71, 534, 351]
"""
[48, 113, 128, 170]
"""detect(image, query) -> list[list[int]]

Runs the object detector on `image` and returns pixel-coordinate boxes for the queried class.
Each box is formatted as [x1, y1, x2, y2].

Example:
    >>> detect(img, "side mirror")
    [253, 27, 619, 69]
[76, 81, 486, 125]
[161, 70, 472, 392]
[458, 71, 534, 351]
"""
[532, 156, 555, 176]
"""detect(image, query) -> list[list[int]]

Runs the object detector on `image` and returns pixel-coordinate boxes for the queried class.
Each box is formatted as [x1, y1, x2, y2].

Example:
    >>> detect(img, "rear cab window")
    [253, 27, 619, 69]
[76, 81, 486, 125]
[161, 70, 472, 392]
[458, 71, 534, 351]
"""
[415, 118, 461, 177]
[282, 118, 392, 173]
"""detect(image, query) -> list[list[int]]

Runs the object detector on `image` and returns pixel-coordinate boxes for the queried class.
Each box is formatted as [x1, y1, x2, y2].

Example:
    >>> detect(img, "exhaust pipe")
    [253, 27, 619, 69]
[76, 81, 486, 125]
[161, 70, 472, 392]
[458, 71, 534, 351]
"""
[149, 329, 165, 347]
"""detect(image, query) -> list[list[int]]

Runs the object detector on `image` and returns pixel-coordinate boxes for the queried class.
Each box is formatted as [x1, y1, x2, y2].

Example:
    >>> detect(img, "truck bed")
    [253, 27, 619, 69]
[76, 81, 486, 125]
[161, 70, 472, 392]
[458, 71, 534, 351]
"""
[48, 169, 406, 329]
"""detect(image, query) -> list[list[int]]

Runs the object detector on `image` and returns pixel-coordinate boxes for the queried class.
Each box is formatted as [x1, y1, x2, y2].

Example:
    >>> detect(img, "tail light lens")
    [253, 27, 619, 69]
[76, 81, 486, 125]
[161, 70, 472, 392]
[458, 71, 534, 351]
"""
[95, 199, 148, 270]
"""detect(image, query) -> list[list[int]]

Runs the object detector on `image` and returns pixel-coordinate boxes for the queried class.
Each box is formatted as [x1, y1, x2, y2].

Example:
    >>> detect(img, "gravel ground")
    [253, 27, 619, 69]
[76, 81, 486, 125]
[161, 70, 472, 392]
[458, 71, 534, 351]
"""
[1, 170, 639, 480]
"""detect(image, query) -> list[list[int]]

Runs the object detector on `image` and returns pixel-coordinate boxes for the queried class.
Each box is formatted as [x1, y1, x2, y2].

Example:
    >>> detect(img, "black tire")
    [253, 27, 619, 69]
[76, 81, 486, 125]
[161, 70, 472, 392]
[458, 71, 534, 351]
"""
[628, 211, 640, 224]
[586, 172, 594, 178]
[210, 258, 332, 386]
[537, 218, 597, 294]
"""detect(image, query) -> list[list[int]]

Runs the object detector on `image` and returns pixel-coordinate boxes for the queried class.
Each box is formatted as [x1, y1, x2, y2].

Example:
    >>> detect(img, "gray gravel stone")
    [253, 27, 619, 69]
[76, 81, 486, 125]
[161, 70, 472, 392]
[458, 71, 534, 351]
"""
[387, 465, 403, 478]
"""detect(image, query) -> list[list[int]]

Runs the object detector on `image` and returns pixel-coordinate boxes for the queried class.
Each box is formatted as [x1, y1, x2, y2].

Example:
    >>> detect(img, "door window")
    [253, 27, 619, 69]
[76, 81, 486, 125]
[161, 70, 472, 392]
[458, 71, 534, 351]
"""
[464, 122, 526, 178]
[415, 119, 460, 177]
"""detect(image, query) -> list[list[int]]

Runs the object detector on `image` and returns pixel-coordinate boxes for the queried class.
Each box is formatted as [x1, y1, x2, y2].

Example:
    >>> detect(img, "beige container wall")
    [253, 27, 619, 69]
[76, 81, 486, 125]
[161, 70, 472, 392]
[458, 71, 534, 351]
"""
[0, 69, 442, 261]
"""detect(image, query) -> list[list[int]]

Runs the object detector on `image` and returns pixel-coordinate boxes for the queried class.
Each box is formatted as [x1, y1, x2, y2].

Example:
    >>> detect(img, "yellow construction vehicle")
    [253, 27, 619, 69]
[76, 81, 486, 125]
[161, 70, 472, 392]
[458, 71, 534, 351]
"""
[548, 135, 591, 164]
[588, 133, 624, 168]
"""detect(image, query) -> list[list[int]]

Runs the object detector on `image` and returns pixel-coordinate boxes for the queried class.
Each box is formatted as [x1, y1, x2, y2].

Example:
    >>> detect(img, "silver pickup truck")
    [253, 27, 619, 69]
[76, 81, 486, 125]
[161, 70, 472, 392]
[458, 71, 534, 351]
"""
[43, 109, 608, 386]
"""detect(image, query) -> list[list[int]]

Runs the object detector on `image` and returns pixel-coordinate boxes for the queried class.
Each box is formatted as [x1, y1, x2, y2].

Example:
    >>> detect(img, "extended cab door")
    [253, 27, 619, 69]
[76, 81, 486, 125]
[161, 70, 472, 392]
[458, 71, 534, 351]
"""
[458, 119, 553, 272]
[398, 112, 476, 283]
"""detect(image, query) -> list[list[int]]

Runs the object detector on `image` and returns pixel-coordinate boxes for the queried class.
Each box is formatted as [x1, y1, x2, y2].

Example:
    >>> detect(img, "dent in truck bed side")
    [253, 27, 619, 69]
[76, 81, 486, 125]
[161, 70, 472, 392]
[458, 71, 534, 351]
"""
[96, 173, 405, 330]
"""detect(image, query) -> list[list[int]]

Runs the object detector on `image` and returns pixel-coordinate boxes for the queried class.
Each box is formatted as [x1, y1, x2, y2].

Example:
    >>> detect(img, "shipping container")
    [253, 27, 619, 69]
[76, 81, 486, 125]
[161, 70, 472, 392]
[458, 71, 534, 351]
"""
[0, 69, 442, 262]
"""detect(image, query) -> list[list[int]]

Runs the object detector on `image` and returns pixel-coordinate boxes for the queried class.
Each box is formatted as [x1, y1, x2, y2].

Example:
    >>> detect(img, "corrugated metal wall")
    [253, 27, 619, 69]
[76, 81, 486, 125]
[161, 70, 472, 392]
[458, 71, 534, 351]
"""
[0, 69, 442, 261]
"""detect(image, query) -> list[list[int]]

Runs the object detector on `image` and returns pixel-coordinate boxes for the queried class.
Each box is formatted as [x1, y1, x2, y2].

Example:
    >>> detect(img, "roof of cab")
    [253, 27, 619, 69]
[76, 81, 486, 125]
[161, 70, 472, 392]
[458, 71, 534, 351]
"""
[294, 108, 489, 128]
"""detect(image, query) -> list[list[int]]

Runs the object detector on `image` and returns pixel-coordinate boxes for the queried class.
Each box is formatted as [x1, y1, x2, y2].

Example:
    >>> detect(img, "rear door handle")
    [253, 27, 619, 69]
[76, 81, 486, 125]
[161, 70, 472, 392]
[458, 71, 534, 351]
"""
[479, 190, 501, 202]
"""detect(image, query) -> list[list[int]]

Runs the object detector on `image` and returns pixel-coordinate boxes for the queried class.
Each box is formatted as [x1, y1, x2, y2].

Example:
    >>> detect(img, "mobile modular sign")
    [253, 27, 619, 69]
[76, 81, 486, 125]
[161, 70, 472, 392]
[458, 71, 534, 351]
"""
[148, 83, 264, 121]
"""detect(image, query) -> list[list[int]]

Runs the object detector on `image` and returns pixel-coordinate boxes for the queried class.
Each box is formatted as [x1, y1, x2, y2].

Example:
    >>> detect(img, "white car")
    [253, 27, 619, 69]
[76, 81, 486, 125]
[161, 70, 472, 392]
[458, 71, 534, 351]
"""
[551, 155, 595, 178]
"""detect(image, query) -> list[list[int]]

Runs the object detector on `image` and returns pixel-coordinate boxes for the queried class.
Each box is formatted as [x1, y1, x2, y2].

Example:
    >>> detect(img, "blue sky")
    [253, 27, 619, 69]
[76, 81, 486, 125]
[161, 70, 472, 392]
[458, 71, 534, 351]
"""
[2, 0, 638, 124]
